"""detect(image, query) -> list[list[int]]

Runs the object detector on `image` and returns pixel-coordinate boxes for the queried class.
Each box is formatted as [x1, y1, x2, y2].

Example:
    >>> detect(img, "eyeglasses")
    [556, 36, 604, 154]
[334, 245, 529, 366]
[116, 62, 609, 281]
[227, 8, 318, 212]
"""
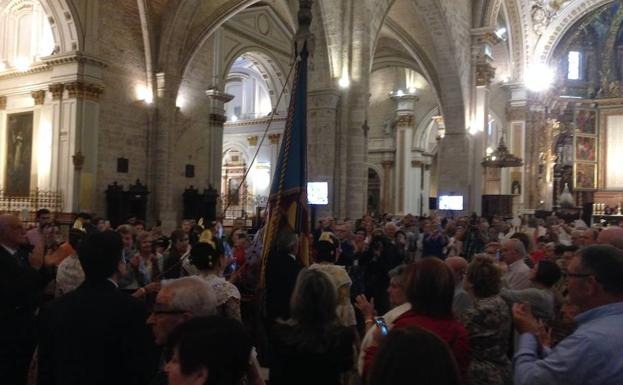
[563, 272, 592, 279]
[151, 305, 188, 316]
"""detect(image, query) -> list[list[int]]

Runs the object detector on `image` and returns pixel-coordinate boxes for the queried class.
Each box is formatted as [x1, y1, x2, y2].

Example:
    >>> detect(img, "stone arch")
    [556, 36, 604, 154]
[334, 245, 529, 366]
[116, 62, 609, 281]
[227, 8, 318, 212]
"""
[158, 0, 296, 82]
[221, 48, 291, 114]
[222, 141, 252, 165]
[379, 20, 442, 106]
[0, 0, 81, 54]
[534, 0, 615, 64]
[414, 105, 441, 151]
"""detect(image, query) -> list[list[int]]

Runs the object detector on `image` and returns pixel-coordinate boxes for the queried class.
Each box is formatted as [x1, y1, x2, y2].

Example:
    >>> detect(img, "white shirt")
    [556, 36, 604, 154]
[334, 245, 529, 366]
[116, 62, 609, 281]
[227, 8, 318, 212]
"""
[504, 259, 531, 290]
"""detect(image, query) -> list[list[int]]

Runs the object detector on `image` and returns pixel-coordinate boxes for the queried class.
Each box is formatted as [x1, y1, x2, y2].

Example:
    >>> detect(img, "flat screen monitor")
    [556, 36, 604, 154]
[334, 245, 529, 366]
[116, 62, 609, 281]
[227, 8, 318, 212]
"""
[307, 182, 328, 205]
[438, 195, 463, 211]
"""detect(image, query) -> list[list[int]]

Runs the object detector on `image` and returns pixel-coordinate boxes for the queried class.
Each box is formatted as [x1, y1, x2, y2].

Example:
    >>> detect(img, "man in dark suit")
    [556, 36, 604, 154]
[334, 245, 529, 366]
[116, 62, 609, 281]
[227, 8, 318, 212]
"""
[0, 214, 49, 385]
[265, 229, 303, 321]
[37, 230, 155, 385]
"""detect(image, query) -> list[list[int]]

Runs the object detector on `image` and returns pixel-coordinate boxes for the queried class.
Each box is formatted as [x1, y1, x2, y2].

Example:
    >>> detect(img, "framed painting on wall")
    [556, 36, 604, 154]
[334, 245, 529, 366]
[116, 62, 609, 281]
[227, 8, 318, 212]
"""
[574, 109, 597, 134]
[575, 136, 597, 161]
[574, 162, 597, 190]
[5, 112, 34, 196]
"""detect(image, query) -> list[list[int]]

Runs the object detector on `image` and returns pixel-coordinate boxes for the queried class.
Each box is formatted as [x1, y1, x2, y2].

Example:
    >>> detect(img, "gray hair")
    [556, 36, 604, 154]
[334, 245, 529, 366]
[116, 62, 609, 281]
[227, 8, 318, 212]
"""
[507, 238, 527, 257]
[162, 277, 217, 317]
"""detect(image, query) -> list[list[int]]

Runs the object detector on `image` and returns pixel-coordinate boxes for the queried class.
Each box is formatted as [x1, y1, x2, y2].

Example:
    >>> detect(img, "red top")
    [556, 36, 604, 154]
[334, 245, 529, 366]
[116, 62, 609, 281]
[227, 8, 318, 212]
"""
[531, 250, 546, 265]
[363, 310, 470, 382]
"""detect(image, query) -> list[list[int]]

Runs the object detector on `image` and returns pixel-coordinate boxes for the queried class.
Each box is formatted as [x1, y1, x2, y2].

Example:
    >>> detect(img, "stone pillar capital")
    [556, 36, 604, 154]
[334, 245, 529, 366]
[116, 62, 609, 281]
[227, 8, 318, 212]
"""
[65, 81, 104, 101]
[381, 160, 394, 169]
[0, 95, 6, 110]
[31, 90, 46, 105]
[476, 61, 496, 87]
[268, 133, 281, 144]
[49, 83, 64, 101]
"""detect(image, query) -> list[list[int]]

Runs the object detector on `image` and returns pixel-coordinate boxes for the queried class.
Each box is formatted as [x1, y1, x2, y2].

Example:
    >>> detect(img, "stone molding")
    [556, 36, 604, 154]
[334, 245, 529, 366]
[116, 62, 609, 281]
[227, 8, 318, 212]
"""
[268, 133, 281, 144]
[309, 89, 340, 110]
[507, 105, 527, 121]
[205, 89, 234, 103]
[247, 135, 258, 146]
[31, 90, 46, 105]
[65, 81, 104, 101]
[208, 113, 227, 125]
[48, 83, 64, 101]
[0, 96, 6, 110]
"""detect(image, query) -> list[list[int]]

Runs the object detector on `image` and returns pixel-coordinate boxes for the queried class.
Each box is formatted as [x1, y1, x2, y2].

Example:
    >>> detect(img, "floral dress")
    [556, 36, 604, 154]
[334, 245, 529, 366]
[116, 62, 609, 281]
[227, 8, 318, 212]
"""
[460, 295, 512, 385]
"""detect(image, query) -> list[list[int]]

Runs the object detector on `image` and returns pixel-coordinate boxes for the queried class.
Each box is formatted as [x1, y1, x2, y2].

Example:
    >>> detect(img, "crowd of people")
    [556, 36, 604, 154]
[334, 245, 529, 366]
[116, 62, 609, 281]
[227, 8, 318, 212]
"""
[1, 208, 623, 385]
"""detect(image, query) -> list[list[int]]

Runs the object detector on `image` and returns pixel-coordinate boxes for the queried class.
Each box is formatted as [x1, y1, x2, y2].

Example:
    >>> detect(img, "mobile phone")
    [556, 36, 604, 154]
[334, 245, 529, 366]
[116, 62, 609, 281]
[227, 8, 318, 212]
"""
[374, 317, 389, 336]
[496, 250, 501, 261]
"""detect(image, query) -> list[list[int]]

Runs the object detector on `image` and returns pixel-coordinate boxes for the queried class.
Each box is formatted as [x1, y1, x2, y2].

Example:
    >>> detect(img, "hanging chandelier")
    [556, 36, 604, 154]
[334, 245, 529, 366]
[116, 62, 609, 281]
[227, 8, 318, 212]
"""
[481, 137, 523, 168]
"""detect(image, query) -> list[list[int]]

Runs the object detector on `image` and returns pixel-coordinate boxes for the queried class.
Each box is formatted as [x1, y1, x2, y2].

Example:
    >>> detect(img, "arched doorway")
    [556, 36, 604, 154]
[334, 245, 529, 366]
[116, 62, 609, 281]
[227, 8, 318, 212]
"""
[221, 52, 287, 219]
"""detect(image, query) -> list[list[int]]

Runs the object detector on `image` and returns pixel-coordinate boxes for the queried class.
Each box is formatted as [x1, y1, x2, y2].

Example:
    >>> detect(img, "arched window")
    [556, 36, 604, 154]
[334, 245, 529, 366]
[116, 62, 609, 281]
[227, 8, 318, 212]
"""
[225, 54, 274, 122]
[567, 51, 582, 80]
[0, 0, 55, 71]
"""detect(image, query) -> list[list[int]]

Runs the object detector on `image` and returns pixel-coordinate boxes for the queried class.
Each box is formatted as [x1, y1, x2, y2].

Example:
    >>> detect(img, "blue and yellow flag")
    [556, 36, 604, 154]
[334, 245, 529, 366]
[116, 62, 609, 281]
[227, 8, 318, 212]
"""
[259, 43, 310, 287]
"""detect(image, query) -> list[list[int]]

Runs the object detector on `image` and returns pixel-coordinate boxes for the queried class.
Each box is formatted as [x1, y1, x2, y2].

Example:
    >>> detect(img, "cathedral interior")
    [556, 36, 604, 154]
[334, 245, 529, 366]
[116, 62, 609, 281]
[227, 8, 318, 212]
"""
[1, 0, 623, 229]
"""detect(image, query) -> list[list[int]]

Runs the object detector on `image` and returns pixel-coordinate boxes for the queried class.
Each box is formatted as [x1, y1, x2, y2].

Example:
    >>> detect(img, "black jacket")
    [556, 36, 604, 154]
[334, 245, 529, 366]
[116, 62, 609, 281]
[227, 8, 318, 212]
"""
[265, 250, 302, 321]
[37, 280, 155, 385]
[0, 245, 48, 343]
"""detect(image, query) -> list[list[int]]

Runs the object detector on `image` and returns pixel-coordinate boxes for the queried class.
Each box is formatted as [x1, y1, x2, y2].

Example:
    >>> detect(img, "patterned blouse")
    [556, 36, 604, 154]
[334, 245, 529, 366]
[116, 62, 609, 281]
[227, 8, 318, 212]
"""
[55, 254, 85, 297]
[201, 273, 242, 321]
[460, 295, 513, 385]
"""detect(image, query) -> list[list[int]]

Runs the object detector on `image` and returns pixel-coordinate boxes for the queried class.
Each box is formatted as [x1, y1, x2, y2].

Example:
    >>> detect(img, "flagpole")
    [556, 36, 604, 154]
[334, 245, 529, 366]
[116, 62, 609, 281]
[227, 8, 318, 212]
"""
[258, 0, 314, 289]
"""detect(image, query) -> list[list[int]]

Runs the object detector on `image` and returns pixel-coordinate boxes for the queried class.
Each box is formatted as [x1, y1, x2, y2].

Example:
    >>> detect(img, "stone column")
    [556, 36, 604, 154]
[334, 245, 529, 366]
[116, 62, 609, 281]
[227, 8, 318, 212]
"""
[506, 84, 528, 213]
[411, 159, 423, 215]
[48, 84, 64, 195]
[422, 160, 433, 214]
[64, 81, 104, 212]
[268, 133, 281, 180]
[471, 31, 497, 215]
[391, 94, 417, 215]
[381, 160, 393, 214]
[308, 88, 340, 218]
[205, 89, 234, 191]
[0, 96, 6, 187]
[30, 90, 46, 188]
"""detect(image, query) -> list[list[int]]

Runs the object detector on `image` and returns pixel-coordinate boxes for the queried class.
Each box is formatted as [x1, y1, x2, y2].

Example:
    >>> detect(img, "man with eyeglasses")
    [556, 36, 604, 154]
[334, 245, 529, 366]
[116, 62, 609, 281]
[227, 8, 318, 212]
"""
[512, 245, 623, 385]
[147, 277, 217, 385]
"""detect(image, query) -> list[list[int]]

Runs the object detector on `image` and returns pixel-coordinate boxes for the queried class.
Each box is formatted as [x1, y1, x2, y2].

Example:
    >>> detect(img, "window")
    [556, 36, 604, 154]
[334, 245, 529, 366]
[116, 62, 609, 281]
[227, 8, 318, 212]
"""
[568, 51, 582, 80]
[0, 1, 55, 71]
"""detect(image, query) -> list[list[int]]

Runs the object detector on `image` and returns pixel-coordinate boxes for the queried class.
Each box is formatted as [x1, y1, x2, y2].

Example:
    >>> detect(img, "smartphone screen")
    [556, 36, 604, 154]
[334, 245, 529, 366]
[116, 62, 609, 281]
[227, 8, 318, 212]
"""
[374, 317, 389, 336]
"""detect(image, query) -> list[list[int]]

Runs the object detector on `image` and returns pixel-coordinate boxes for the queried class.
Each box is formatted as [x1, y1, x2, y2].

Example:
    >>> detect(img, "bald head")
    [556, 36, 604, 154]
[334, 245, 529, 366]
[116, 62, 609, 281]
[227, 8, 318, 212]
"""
[0, 214, 26, 249]
[445, 256, 468, 285]
[597, 227, 623, 250]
